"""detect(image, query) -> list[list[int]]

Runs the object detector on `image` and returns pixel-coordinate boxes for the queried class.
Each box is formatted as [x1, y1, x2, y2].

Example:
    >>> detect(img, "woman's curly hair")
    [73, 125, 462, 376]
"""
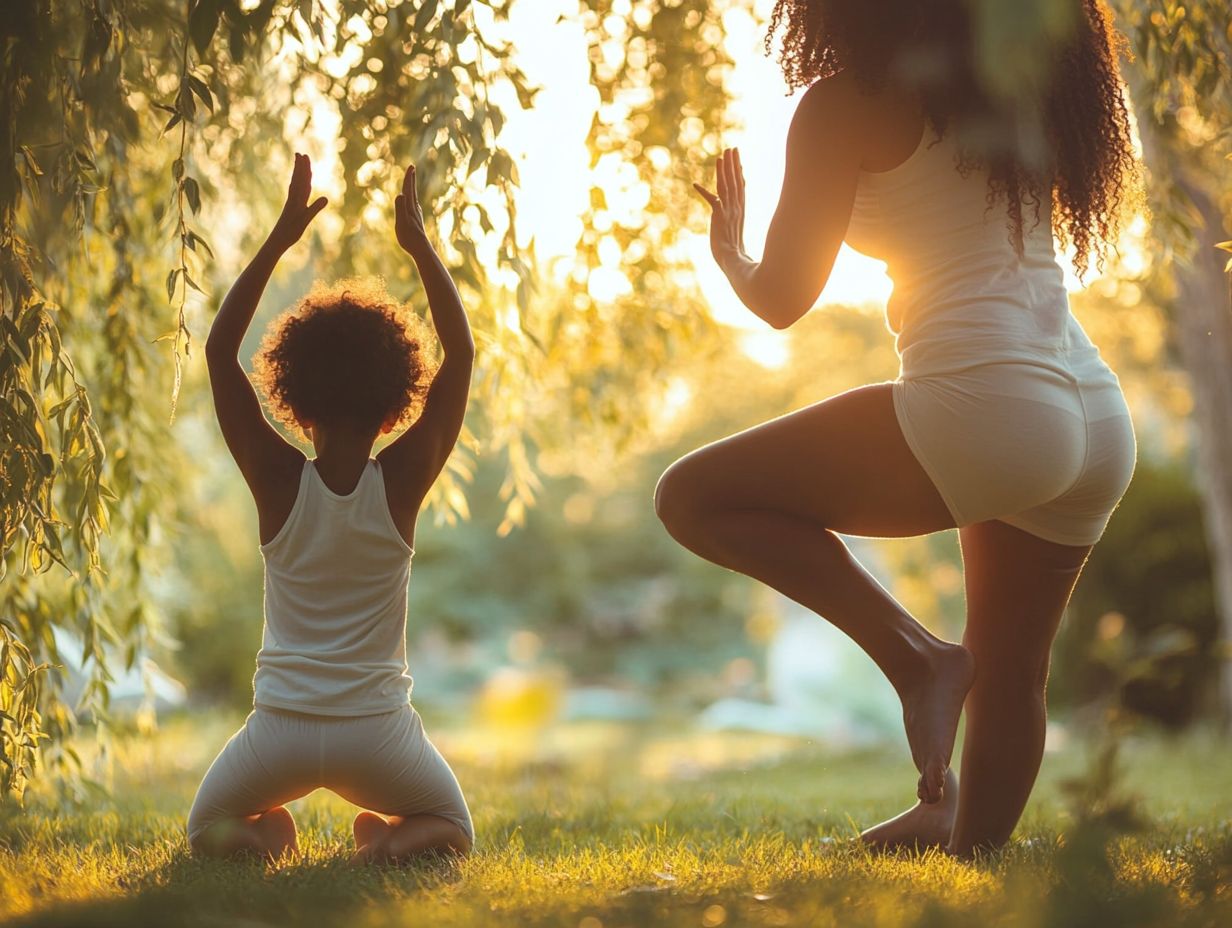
[765, 0, 1137, 274]
[253, 278, 438, 441]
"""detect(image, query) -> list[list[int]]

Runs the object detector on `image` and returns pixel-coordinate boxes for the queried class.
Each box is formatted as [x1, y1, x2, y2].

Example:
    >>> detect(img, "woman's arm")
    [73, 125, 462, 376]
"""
[376, 165, 475, 499]
[695, 75, 865, 329]
[205, 153, 325, 494]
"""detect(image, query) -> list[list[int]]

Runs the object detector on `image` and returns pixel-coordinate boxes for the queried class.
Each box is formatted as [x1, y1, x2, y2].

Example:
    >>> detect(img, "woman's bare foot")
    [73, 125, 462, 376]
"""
[861, 768, 958, 850]
[900, 642, 974, 803]
[352, 811, 393, 863]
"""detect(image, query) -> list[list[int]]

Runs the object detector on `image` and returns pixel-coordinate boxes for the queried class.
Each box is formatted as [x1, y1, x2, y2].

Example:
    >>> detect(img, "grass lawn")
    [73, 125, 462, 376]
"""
[1, 713, 1230, 927]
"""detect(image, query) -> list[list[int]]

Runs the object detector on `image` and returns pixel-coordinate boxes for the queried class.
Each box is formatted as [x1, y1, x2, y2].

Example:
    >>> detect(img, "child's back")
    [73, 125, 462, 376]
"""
[258, 459, 414, 715]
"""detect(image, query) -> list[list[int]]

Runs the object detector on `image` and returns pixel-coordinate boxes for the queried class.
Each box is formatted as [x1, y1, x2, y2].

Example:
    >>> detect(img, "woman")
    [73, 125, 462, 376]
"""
[655, 0, 1137, 856]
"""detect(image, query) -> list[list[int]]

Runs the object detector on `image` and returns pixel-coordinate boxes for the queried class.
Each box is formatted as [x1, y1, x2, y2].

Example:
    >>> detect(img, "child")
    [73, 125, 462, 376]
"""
[188, 154, 475, 863]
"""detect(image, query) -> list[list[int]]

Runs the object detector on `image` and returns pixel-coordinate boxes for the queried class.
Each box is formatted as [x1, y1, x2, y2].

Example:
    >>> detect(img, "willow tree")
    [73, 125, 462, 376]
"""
[1112, 0, 1232, 720]
[1, 0, 737, 798]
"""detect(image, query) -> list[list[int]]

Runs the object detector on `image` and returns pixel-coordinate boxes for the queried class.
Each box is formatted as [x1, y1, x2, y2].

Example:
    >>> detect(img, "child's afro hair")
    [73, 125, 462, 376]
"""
[253, 277, 438, 440]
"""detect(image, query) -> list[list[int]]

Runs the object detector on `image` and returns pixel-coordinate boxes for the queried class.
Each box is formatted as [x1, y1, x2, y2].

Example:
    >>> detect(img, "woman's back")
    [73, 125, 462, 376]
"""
[844, 126, 1102, 381]
[255, 459, 415, 716]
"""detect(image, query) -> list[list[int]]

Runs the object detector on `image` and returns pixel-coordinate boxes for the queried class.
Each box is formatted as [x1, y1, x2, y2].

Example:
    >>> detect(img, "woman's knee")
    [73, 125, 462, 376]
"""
[968, 646, 1051, 703]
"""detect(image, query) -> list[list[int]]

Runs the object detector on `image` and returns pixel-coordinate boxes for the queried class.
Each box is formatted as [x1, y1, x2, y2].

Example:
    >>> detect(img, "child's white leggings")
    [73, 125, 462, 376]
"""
[187, 704, 472, 849]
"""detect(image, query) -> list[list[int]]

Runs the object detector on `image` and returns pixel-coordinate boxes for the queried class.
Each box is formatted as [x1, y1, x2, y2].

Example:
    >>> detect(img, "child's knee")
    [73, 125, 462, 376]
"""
[185, 805, 216, 856]
[449, 823, 474, 857]
[186, 817, 234, 858]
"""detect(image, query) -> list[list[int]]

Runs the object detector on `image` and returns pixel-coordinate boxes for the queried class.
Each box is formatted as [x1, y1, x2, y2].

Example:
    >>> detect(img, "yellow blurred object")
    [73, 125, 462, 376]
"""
[474, 666, 564, 730]
[1098, 611, 1127, 641]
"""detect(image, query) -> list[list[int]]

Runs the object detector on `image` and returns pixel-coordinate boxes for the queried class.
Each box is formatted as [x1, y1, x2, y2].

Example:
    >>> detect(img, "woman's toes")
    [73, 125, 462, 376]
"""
[917, 759, 949, 804]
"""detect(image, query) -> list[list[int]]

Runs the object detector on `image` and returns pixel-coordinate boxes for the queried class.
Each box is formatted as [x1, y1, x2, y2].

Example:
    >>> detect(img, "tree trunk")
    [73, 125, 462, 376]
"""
[1171, 179, 1232, 724]
[1134, 114, 1232, 723]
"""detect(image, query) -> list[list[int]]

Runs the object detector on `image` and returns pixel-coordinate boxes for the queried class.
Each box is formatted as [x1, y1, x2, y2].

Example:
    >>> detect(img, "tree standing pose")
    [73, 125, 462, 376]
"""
[190, 155, 476, 862]
[656, 0, 1137, 856]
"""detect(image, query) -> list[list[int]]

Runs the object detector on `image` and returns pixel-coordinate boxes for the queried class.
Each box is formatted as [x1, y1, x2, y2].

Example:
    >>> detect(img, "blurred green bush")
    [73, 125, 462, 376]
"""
[1053, 460, 1218, 726]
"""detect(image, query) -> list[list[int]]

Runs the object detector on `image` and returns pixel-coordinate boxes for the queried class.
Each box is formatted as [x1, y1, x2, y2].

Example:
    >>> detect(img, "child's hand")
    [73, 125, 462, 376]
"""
[394, 164, 429, 255]
[269, 153, 327, 251]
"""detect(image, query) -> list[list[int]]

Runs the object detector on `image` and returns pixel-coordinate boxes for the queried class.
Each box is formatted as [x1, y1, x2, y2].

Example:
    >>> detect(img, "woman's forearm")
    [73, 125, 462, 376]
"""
[721, 251, 812, 331]
[720, 252, 786, 330]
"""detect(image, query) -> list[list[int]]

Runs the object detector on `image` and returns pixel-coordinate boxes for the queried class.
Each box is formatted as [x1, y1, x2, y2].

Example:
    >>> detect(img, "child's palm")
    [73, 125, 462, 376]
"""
[395, 165, 429, 253]
[272, 153, 327, 248]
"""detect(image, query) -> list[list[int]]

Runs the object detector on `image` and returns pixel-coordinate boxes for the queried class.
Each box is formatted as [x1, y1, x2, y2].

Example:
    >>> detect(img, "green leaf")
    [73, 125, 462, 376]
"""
[184, 229, 215, 258]
[188, 0, 222, 56]
[182, 177, 201, 215]
[19, 146, 43, 177]
[414, 0, 439, 32]
[178, 82, 196, 120]
[228, 21, 247, 63]
[187, 74, 214, 113]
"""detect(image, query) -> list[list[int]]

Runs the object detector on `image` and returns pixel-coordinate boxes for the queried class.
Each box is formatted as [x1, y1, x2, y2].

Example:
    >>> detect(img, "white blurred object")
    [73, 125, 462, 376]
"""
[1043, 720, 1069, 753]
[700, 541, 907, 749]
[51, 626, 187, 715]
[700, 609, 906, 748]
[562, 686, 654, 722]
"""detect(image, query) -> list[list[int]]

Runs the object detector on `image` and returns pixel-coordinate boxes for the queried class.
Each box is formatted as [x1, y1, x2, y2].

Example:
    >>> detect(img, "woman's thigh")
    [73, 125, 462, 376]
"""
[958, 519, 1091, 684]
[657, 383, 955, 538]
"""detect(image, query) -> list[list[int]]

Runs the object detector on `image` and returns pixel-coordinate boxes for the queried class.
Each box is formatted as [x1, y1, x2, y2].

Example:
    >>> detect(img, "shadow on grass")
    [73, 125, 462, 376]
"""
[5, 846, 464, 928]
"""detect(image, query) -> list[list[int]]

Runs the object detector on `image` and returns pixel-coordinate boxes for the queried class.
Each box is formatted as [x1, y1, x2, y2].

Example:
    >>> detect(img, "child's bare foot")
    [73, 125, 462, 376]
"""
[352, 812, 472, 865]
[861, 768, 958, 850]
[247, 806, 298, 861]
[352, 811, 393, 864]
[900, 642, 974, 803]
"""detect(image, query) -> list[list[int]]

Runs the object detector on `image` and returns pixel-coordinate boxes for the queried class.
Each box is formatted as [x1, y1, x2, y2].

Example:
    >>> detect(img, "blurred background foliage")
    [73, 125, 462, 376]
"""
[2, 0, 1229, 800]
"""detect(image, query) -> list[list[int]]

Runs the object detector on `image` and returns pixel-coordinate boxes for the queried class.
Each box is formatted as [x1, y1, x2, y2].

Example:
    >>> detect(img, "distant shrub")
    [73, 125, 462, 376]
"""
[1053, 460, 1218, 726]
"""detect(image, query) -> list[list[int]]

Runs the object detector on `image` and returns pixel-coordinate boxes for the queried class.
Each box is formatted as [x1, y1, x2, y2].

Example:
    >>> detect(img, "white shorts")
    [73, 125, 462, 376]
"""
[892, 361, 1136, 546]
[187, 704, 472, 848]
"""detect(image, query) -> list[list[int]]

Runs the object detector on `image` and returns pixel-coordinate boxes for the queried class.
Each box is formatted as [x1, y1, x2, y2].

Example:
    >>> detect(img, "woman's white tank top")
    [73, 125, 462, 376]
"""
[845, 128, 1114, 387]
[253, 459, 415, 716]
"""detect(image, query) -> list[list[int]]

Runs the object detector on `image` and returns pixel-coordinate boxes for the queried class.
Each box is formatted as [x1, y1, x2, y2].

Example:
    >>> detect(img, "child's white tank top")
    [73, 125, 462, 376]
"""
[845, 127, 1116, 389]
[253, 459, 414, 716]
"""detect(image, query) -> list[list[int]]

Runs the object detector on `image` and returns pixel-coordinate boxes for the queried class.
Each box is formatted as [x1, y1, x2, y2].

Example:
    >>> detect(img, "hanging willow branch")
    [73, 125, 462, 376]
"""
[156, 0, 217, 422]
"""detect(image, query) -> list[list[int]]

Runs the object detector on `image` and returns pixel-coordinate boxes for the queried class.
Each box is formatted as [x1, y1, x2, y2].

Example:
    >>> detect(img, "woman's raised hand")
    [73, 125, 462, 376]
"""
[693, 147, 747, 269]
[270, 153, 327, 250]
[394, 164, 429, 255]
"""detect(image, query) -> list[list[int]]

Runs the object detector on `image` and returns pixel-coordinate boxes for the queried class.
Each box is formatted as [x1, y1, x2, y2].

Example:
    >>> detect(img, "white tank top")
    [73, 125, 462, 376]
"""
[845, 128, 1113, 387]
[253, 459, 415, 716]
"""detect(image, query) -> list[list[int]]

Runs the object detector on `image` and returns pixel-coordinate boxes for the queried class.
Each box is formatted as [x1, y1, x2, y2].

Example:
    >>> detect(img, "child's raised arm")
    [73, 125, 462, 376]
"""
[205, 153, 326, 500]
[377, 164, 476, 502]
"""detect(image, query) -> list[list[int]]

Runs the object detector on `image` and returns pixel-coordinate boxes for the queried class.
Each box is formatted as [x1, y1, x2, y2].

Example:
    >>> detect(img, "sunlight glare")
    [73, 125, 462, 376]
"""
[658, 377, 694, 428]
[740, 330, 791, 369]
